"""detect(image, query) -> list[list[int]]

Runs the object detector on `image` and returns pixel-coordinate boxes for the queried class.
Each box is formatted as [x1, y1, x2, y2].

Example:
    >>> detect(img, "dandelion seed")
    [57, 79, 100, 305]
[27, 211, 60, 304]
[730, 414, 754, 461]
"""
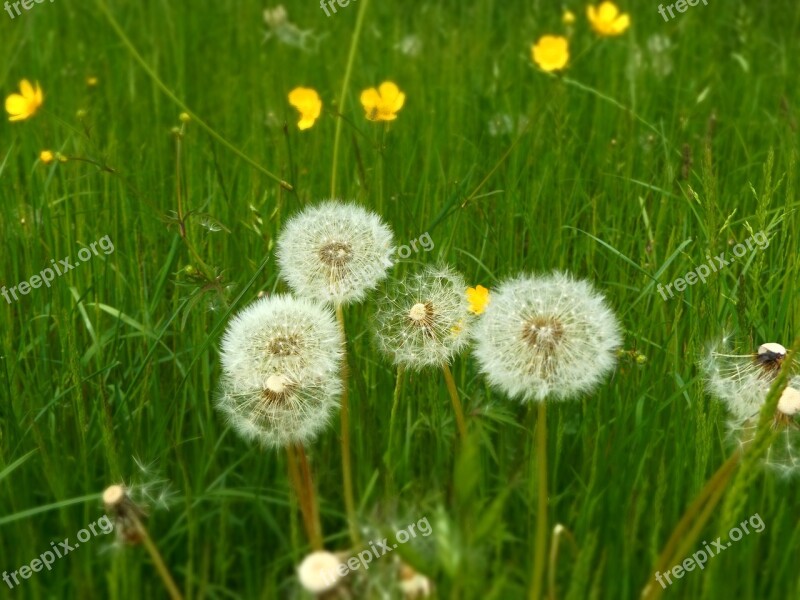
[5, 79, 43, 122]
[276, 201, 394, 306]
[217, 294, 343, 448]
[375, 266, 474, 371]
[472, 272, 622, 402]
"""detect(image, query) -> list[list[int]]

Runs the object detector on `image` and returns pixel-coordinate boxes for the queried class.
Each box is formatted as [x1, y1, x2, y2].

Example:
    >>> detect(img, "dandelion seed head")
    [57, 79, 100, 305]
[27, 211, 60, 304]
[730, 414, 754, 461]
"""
[297, 551, 344, 593]
[375, 265, 473, 370]
[277, 201, 394, 306]
[702, 339, 796, 421]
[778, 383, 800, 417]
[472, 272, 622, 402]
[217, 294, 343, 448]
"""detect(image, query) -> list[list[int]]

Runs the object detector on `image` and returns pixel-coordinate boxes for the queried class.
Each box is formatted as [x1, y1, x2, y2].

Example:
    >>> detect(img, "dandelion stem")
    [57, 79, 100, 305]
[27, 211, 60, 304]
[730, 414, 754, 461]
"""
[296, 444, 324, 551]
[92, 0, 293, 191]
[132, 517, 184, 600]
[529, 401, 548, 600]
[442, 363, 467, 440]
[336, 305, 360, 545]
[330, 0, 370, 197]
[285, 444, 321, 550]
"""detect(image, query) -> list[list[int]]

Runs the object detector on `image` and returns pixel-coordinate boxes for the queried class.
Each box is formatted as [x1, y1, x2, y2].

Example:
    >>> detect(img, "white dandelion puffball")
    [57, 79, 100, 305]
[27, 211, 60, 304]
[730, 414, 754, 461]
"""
[297, 551, 345, 593]
[216, 294, 343, 448]
[778, 383, 800, 416]
[374, 265, 474, 370]
[701, 339, 794, 421]
[277, 200, 395, 306]
[472, 272, 622, 402]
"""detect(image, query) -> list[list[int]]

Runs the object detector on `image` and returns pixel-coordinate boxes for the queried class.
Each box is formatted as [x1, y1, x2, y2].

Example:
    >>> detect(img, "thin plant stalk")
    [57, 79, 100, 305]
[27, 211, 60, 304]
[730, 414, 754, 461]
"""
[329, 0, 370, 196]
[640, 449, 741, 600]
[285, 444, 322, 550]
[131, 517, 184, 600]
[529, 401, 548, 600]
[548, 524, 578, 600]
[296, 444, 324, 550]
[385, 364, 405, 492]
[93, 0, 292, 190]
[336, 305, 359, 545]
[441, 363, 467, 439]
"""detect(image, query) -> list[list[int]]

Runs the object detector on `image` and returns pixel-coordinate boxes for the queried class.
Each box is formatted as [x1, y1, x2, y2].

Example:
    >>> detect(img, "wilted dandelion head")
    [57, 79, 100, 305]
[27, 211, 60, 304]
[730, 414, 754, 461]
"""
[217, 294, 343, 448]
[705, 338, 800, 476]
[472, 272, 622, 402]
[297, 550, 345, 593]
[374, 265, 473, 370]
[701, 339, 795, 421]
[277, 200, 394, 306]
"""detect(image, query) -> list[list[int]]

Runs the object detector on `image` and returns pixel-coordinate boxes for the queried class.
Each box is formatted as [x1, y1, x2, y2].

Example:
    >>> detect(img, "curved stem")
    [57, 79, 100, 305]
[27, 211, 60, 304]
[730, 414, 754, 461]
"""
[441, 363, 467, 440]
[93, 0, 292, 190]
[336, 305, 359, 545]
[641, 450, 741, 600]
[132, 517, 183, 600]
[330, 0, 370, 197]
[529, 401, 548, 600]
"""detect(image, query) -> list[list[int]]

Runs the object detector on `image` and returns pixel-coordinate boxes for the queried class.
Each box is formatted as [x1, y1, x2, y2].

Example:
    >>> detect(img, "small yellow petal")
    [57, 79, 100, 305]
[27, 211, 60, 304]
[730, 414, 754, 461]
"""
[466, 285, 491, 315]
[5, 94, 27, 115]
[360, 88, 380, 110]
[40, 150, 54, 164]
[20, 79, 34, 100]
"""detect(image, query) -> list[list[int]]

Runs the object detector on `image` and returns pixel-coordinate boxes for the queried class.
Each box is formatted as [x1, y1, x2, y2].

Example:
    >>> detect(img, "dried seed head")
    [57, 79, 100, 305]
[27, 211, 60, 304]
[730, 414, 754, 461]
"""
[217, 294, 343, 448]
[473, 272, 622, 402]
[277, 200, 394, 306]
[375, 265, 474, 370]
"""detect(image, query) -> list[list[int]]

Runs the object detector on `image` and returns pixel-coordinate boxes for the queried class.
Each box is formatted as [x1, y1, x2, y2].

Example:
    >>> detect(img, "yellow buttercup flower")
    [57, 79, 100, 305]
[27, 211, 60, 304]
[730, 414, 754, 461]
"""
[531, 36, 570, 72]
[360, 81, 405, 122]
[5, 79, 43, 122]
[86, 76, 99, 87]
[40, 150, 54, 164]
[288, 87, 322, 130]
[466, 285, 491, 315]
[563, 10, 576, 24]
[587, 2, 630, 36]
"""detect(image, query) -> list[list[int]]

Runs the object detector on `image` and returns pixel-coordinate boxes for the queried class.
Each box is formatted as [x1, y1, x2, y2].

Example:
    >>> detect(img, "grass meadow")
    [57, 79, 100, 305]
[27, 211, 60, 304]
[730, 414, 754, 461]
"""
[1, 0, 800, 598]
